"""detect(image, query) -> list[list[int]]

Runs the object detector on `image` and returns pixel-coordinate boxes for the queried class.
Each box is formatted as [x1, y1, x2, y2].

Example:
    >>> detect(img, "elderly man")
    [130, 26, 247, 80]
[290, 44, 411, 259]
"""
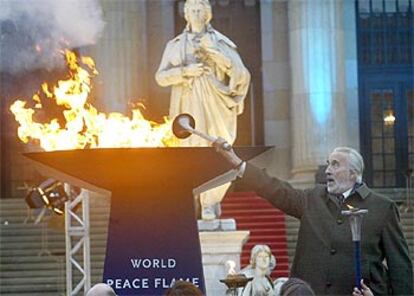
[156, 0, 250, 220]
[214, 140, 413, 295]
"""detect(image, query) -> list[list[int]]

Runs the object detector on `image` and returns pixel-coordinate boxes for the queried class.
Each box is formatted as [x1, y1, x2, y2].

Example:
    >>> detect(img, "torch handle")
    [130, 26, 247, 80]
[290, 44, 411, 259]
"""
[188, 128, 215, 142]
[188, 128, 232, 151]
[354, 241, 362, 290]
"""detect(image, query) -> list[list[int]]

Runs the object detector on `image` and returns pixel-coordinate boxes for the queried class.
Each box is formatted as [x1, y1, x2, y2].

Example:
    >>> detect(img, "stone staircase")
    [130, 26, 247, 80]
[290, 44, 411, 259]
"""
[221, 192, 290, 279]
[0, 195, 413, 295]
[0, 196, 110, 296]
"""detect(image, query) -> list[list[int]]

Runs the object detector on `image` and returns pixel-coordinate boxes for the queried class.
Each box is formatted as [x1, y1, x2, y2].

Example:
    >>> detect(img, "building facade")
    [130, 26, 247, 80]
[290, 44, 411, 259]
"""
[1, 0, 413, 197]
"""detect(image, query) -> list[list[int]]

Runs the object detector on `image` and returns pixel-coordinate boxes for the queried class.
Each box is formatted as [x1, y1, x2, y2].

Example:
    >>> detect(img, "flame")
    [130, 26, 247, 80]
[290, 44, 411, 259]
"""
[10, 50, 178, 151]
[225, 260, 237, 276]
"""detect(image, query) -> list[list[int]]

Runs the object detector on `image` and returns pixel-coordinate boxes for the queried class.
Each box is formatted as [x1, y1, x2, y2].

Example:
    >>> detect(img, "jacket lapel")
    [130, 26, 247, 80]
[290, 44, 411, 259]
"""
[305, 191, 339, 249]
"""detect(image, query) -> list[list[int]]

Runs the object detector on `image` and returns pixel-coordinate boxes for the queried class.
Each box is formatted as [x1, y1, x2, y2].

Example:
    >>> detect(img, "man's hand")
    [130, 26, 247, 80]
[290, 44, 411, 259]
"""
[212, 137, 243, 168]
[352, 280, 374, 296]
[182, 63, 205, 78]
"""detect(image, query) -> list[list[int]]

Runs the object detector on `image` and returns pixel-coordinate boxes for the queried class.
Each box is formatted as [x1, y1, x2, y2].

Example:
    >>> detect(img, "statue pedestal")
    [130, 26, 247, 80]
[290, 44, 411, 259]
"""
[198, 218, 237, 231]
[199, 230, 250, 296]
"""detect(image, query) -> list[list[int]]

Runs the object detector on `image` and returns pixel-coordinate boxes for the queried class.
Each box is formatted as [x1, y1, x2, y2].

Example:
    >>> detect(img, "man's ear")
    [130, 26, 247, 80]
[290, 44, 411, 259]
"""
[349, 170, 357, 182]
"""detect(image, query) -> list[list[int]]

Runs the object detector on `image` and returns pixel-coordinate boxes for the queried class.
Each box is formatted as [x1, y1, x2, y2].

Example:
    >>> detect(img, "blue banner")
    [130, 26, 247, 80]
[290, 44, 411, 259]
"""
[103, 188, 205, 295]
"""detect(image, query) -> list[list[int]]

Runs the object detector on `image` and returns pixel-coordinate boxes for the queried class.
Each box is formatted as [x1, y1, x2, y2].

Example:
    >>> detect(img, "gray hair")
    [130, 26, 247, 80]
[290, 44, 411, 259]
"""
[333, 147, 364, 183]
[184, 0, 212, 25]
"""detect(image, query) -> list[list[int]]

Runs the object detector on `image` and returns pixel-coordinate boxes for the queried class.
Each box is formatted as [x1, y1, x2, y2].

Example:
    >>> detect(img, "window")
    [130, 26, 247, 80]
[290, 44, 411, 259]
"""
[357, 0, 413, 187]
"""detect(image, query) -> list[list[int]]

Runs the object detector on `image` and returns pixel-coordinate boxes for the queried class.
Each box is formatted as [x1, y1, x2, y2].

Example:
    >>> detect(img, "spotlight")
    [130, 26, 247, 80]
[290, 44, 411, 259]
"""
[25, 179, 69, 215]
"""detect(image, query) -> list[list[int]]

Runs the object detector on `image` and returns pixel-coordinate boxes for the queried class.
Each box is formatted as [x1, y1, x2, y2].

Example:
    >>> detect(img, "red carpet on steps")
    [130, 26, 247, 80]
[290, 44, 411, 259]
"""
[221, 191, 290, 279]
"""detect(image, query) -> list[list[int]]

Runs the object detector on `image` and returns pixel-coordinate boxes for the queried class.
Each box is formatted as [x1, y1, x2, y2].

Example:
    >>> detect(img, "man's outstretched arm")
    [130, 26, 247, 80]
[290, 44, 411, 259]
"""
[213, 138, 307, 218]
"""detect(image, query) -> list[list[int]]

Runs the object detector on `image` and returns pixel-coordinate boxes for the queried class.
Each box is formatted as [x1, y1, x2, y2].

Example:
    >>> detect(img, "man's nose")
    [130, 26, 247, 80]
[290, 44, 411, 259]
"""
[325, 166, 331, 174]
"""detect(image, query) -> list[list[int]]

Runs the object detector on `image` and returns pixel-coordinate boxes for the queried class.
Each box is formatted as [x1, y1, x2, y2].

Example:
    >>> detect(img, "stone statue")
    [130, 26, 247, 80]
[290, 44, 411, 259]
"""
[240, 245, 277, 296]
[156, 0, 251, 220]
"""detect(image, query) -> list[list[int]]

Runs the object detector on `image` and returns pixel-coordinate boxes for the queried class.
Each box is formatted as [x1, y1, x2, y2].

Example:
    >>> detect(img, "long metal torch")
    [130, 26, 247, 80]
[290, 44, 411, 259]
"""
[341, 208, 368, 289]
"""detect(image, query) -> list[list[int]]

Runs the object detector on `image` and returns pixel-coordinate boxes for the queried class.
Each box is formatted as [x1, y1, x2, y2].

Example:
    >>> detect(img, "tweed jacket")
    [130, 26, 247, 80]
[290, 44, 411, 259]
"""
[235, 164, 413, 296]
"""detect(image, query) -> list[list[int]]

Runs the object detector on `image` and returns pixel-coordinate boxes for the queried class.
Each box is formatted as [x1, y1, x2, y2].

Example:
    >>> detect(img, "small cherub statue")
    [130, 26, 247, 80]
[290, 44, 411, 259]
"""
[240, 245, 277, 296]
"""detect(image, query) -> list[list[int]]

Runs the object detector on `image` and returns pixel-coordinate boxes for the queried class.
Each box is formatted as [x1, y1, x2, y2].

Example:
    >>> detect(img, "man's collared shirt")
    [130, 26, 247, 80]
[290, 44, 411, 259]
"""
[342, 187, 353, 201]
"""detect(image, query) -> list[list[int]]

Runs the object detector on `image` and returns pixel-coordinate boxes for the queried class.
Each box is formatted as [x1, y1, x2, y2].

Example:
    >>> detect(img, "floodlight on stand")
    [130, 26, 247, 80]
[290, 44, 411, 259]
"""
[25, 188, 47, 209]
[25, 178, 69, 215]
[26, 178, 56, 208]
[48, 187, 68, 215]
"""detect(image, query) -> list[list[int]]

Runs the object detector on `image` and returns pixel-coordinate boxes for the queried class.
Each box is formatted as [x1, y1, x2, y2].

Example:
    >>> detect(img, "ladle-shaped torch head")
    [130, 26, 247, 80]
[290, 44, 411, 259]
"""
[172, 113, 232, 151]
[172, 113, 196, 139]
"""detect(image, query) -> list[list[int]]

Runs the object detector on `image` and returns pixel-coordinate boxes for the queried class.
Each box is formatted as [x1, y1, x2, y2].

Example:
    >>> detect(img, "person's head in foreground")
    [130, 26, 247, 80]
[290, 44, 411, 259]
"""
[280, 277, 315, 296]
[164, 280, 204, 296]
[86, 283, 117, 296]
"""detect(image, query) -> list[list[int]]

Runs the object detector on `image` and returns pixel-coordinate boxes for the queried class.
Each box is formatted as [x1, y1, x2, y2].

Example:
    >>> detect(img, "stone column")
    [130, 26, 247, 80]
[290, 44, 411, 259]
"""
[84, 0, 148, 113]
[146, 0, 176, 119]
[258, 0, 292, 180]
[343, 0, 360, 150]
[288, 0, 350, 187]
